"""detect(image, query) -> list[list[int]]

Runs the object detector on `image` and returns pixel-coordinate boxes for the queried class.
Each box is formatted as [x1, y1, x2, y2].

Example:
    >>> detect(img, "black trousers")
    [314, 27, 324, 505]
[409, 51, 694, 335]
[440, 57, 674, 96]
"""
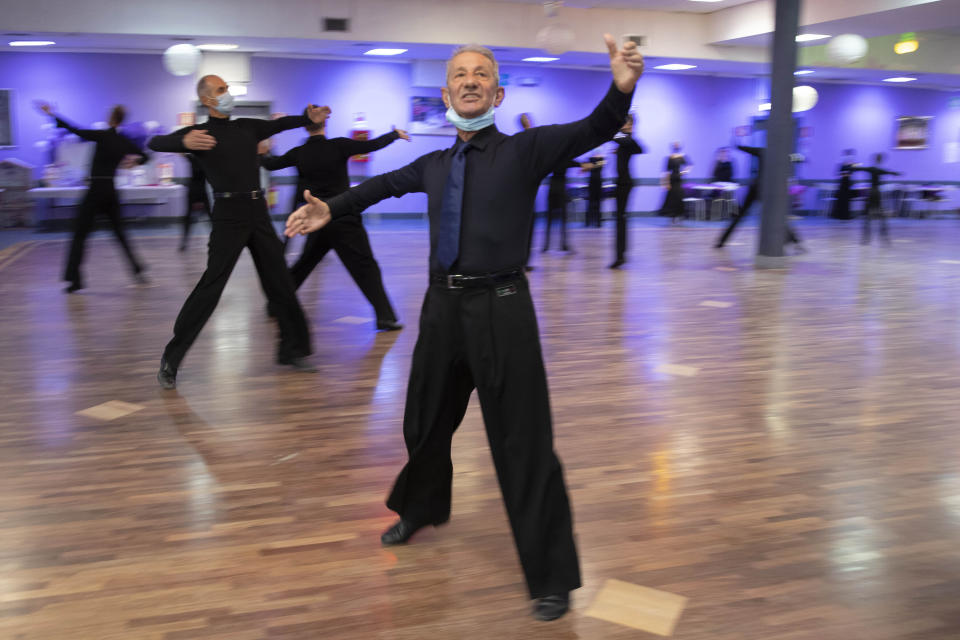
[64, 181, 143, 286]
[162, 198, 311, 369]
[543, 189, 570, 251]
[289, 216, 397, 322]
[182, 187, 211, 248]
[862, 192, 888, 243]
[386, 277, 581, 599]
[614, 181, 632, 261]
[585, 183, 602, 228]
[716, 183, 801, 247]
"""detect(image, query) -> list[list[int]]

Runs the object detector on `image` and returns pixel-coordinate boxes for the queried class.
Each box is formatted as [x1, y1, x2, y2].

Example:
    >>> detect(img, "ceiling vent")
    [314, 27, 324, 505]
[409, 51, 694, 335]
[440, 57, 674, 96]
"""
[323, 17, 350, 32]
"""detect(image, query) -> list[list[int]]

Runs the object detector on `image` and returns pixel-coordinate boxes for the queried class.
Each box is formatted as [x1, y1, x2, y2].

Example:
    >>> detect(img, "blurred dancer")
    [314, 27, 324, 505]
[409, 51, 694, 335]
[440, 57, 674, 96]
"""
[853, 153, 901, 245]
[180, 154, 211, 251]
[261, 108, 409, 330]
[830, 148, 857, 220]
[149, 75, 326, 389]
[36, 102, 148, 292]
[659, 141, 690, 225]
[711, 147, 734, 183]
[610, 114, 645, 268]
[715, 138, 804, 250]
[543, 157, 581, 252]
[582, 152, 605, 228]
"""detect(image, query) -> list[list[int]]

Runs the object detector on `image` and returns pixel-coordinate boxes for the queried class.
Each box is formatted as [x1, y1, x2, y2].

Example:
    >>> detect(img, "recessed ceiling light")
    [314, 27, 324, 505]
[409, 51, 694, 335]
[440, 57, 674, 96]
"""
[363, 48, 407, 56]
[197, 44, 239, 51]
[654, 63, 697, 71]
[883, 76, 916, 82]
[522, 56, 558, 62]
[759, 102, 772, 111]
[9, 40, 56, 47]
[795, 34, 830, 42]
[794, 69, 814, 75]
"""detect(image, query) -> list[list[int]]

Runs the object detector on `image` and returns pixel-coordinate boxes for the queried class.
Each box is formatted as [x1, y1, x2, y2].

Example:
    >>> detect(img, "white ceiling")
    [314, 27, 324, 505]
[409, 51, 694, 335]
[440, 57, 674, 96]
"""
[488, 0, 759, 13]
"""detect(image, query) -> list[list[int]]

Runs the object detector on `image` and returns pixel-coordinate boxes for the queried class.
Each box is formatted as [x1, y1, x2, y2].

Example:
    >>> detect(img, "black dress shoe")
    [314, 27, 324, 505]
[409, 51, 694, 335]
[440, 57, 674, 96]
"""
[608, 258, 625, 269]
[376, 319, 404, 332]
[380, 519, 425, 546]
[532, 593, 570, 621]
[157, 359, 177, 390]
[279, 356, 317, 372]
[64, 281, 84, 293]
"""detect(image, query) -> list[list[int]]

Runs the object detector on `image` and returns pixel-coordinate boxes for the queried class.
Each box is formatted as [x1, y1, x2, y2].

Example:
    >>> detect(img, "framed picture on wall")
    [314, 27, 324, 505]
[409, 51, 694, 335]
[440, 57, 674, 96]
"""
[410, 96, 456, 136]
[895, 116, 931, 150]
[0, 89, 14, 148]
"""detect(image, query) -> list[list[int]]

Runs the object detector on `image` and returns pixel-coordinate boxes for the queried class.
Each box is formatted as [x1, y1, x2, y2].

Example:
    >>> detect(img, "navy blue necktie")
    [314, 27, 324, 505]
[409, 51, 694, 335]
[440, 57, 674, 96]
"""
[437, 140, 470, 271]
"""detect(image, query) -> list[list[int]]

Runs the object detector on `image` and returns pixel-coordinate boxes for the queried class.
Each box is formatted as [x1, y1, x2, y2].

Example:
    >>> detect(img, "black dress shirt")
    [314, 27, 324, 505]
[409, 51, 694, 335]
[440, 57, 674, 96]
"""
[148, 115, 310, 193]
[326, 82, 632, 274]
[664, 154, 690, 186]
[54, 116, 147, 178]
[261, 131, 400, 199]
[854, 166, 900, 191]
[614, 134, 645, 184]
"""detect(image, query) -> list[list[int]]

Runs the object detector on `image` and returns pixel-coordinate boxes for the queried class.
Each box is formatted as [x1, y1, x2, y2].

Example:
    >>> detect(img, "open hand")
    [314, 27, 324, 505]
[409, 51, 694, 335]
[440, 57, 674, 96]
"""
[183, 129, 216, 151]
[307, 105, 332, 124]
[34, 101, 54, 115]
[285, 190, 332, 237]
[393, 127, 411, 142]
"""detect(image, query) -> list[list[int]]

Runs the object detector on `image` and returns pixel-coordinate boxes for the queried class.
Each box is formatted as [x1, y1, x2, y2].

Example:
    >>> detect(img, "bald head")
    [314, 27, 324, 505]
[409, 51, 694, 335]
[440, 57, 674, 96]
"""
[196, 75, 225, 98]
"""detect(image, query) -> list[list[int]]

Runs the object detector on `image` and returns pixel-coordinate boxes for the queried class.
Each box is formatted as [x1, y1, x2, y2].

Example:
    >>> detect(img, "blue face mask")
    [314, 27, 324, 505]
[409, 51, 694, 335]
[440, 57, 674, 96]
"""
[214, 91, 235, 114]
[445, 104, 495, 131]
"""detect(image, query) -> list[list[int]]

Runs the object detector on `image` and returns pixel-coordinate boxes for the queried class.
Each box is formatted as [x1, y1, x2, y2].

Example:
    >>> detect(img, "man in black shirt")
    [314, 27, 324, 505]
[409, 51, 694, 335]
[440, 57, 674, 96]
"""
[148, 74, 327, 388]
[36, 102, 148, 293]
[543, 157, 581, 252]
[610, 113, 645, 268]
[853, 153, 901, 245]
[286, 34, 644, 621]
[261, 111, 410, 330]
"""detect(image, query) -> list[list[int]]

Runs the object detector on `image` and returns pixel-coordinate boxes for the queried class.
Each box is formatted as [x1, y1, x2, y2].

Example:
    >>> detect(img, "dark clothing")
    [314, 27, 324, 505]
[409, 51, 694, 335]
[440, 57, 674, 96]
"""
[716, 145, 801, 247]
[261, 131, 400, 200]
[585, 155, 605, 228]
[853, 166, 901, 243]
[544, 159, 579, 251]
[613, 134, 645, 261]
[148, 114, 313, 369]
[712, 160, 734, 183]
[261, 131, 402, 323]
[830, 161, 856, 219]
[659, 153, 689, 219]
[53, 115, 147, 286]
[327, 81, 634, 598]
[182, 154, 211, 249]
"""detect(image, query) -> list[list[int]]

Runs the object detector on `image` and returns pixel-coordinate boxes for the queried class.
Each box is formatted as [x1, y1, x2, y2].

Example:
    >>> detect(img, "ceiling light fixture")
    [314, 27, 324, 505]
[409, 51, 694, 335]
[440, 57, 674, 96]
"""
[883, 76, 917, 82]
[523, 56, 559, 62]
[794, 69, 814, 75]
[894, 32, 918, 55]
[363, 48, 407, 56]
[8, 40, 56, 47]
[197, 44, 239, 51]
[795, 34, 830, 43]
[654, 63, 697, 71]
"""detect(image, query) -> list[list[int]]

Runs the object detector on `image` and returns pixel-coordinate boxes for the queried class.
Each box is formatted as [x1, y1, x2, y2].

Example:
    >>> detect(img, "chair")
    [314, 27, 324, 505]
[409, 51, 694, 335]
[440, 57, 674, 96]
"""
[817, 183, 837, 216]
[683, 196, 706, 220]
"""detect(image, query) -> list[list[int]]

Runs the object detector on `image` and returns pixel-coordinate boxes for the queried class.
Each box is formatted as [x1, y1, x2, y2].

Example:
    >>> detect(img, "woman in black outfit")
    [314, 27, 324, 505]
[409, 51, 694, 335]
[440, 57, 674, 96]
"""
[37, 101, 148, 292]
[659, 141, 690, 225]
[830, 148, 857, 220]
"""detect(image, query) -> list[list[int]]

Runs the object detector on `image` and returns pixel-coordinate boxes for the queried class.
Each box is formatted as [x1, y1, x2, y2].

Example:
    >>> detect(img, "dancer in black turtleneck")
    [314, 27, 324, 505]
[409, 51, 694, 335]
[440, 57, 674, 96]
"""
[148, 74, 328, 389]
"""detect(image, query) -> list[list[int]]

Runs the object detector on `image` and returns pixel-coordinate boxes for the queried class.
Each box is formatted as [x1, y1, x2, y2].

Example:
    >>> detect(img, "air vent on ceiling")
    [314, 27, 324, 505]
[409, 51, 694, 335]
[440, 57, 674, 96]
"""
[323, 17, 350, 32]
[4, 33, 31, 37]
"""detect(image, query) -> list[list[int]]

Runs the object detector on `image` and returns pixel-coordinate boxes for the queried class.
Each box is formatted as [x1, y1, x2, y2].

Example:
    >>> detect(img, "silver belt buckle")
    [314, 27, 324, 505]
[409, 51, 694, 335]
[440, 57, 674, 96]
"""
[251, 190, 261, 199]
[446, 274, 462, 289]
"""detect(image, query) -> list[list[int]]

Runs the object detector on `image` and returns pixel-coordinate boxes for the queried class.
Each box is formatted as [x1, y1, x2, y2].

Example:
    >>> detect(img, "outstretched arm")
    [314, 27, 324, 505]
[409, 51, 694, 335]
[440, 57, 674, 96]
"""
[148, 126, 216, 153]
[35, 102, 104, 143]
[253, 105, 330, 140]
[260, 147, 298, 171]
[338, 128, 409, 156]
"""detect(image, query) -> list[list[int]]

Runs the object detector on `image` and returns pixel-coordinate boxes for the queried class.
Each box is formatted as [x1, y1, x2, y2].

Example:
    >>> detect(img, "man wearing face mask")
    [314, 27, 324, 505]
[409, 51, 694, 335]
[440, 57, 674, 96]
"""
[148, 75, 328, 389]
[285, 35, 644, 621]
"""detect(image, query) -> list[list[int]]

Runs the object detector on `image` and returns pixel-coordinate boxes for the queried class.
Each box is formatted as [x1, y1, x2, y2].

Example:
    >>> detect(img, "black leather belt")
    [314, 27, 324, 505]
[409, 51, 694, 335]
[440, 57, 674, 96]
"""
[214, 189, 264, 200]
[430, 268, 524, 289]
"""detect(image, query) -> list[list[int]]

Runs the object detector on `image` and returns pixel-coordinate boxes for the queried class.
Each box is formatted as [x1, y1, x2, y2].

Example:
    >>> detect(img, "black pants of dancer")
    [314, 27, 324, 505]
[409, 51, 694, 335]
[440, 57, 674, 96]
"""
[288, 215, 397, 323]
[543, 190, 570, 251]
[181, 188, 211, 249]
[660, 182, 685, 220]
[614, 181, 632, 261]
[716, 183, 800, 247]
[162, 198, 311, 369]
[586, 183, 602, 228]
[862, 193, 888, 243]
[386, 276, 581, 599]
[64, 180, 143, 286]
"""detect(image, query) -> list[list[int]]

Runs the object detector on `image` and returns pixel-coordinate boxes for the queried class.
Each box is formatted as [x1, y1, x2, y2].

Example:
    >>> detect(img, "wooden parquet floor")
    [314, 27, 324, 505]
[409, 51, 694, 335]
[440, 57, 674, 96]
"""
[2, 218, 960, 639]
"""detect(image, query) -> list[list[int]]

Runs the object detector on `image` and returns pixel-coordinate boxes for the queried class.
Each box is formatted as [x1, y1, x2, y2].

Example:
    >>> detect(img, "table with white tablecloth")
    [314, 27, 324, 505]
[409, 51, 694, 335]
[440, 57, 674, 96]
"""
[28, 183, 186, 226]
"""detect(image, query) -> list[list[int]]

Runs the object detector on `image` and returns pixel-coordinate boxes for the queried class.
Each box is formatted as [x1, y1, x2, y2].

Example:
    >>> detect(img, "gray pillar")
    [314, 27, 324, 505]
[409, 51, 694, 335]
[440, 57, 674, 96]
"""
[755, 0, 800, 269]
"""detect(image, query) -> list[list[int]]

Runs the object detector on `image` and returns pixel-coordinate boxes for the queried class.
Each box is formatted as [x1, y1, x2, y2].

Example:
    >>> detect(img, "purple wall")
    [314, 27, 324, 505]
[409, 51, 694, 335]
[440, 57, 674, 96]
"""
[2, 50, 958, 214]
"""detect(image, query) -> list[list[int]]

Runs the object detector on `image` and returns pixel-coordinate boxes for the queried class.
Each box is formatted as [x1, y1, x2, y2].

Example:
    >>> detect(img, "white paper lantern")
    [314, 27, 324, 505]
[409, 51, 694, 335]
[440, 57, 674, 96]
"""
[163, 44, 201, 77]
[827, 34, 868, 65]
[792, 85, 819, 112]
[536, 22, 575, 55]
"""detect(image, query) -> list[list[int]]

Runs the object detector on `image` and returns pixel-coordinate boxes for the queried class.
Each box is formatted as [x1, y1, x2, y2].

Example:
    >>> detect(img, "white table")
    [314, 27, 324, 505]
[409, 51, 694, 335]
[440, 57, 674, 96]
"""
[29, 184, 186, 224]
